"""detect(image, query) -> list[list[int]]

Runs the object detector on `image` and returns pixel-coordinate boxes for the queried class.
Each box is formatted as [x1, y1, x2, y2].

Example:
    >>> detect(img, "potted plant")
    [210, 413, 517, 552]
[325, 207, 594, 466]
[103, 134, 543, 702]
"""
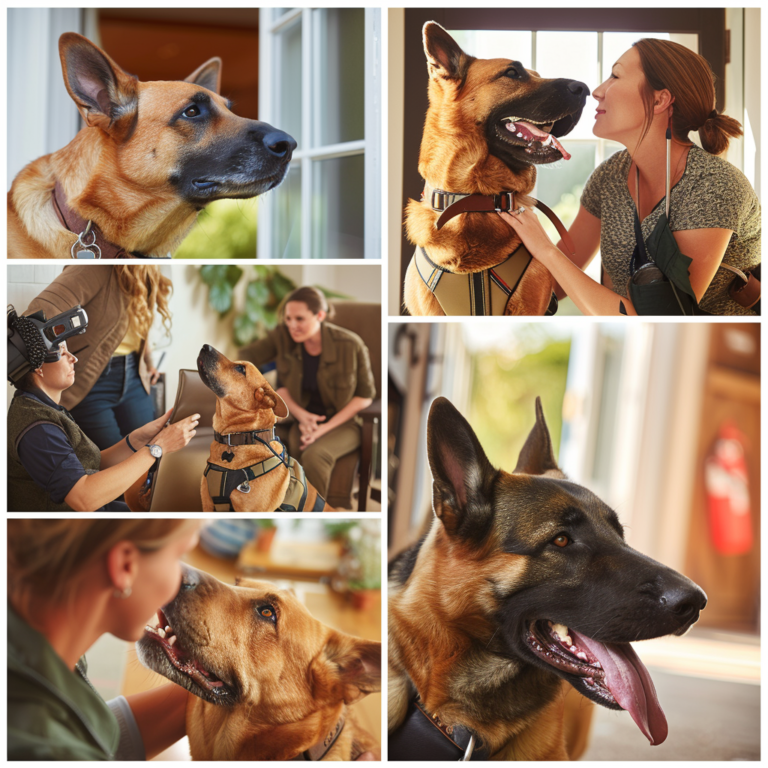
[254, 520, 278, 553]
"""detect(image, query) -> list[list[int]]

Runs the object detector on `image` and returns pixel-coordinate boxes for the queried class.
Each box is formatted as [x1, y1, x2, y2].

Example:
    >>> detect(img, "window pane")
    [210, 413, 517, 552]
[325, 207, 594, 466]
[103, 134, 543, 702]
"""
[277, 19, 302, 148]
[448, 30, 532, 66]
[311, 154, 364, 258]
[313, 8, 365, 146]
[536, 32, 598, 141]
[603, 32, 674, 82]
[535, 141, 596, 230]
[270, 165, 301, 258]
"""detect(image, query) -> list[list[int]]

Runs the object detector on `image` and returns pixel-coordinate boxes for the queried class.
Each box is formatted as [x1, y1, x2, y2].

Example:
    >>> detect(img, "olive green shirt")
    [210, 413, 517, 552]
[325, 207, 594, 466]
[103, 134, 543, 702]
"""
[8, 604, 121, 760]
[239, 322, 376, 418]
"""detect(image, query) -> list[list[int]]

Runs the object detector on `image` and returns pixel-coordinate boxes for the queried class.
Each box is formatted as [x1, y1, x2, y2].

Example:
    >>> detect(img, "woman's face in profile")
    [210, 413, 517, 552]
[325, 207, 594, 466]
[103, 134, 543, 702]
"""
[592, 46, 650, 145]
[37, 342, 78, 391]
[284, 301, 325, 344]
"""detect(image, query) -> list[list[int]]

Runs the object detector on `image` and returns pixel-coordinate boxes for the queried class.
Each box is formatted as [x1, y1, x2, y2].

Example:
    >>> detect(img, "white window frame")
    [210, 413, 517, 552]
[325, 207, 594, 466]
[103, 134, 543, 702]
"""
[258, 8, 380, 259]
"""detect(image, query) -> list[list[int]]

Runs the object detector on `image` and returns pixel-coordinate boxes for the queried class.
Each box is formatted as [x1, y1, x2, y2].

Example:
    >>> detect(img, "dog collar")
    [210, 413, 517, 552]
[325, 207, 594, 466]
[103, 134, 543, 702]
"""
[52, 181, 172, 260]
[291, 715, 346, 760]
[389, 697, 490, 761]
[214, 427, 276, 446]
[421, 181, 575, 257]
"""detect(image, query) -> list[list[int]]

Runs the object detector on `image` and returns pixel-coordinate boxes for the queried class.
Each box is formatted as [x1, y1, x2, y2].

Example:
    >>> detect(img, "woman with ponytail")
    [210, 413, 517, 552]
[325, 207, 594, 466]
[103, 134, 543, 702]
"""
[497, 38, 760, 315]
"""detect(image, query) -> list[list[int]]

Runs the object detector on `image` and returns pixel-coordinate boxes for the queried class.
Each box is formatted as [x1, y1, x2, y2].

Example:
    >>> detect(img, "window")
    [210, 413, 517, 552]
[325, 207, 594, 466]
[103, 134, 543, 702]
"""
[258, 8, 380, 259]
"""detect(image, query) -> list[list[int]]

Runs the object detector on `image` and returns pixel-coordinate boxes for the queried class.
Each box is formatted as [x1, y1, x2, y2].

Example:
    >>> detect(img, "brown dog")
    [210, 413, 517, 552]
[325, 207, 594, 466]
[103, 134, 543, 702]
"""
[8, 33, 295, 259]
[137, 566, 381, 760]
[403, 23, 588, 316]
[197, 344, 334, 512]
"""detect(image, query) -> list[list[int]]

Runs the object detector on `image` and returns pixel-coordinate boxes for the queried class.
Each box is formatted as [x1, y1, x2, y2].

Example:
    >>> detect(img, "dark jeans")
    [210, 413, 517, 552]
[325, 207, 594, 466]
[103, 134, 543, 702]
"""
[70, 353, 156, 450]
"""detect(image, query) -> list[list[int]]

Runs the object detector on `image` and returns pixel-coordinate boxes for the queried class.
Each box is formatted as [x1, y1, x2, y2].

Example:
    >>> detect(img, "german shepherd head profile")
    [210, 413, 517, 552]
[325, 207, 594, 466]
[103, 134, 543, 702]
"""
[404, 23, 590, 316]
[389, 397, 706, 758]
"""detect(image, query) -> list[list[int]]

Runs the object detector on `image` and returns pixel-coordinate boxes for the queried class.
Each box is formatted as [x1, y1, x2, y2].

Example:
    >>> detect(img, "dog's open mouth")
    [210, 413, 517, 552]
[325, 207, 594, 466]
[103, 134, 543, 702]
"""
[499, 116, 573, 161]
[140, 609, 235, 705]
[526, 620, 668, 746]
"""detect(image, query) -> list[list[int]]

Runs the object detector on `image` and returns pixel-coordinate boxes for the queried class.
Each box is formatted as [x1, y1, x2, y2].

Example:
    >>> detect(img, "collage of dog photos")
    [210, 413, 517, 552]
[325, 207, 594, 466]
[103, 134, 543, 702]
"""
[3, 5, 761, 764]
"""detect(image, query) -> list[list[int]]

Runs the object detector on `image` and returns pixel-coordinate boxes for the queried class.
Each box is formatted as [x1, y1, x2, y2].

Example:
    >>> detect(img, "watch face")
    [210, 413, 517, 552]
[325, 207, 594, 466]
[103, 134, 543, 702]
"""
[148, 444, 163, 459]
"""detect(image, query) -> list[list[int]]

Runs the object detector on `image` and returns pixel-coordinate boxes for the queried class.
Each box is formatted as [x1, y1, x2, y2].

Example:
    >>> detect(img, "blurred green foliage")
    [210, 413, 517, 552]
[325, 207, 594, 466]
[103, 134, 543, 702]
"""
[468, 334, 570, 471]
[175, 199, 259, 259]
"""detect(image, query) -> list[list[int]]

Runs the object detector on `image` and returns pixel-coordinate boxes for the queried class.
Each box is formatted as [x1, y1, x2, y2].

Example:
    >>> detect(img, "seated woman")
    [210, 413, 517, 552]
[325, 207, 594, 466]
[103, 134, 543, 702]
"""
[239, 287, 376, 502]
[499, 38, 760, 315]
[7, 306, 199, 512]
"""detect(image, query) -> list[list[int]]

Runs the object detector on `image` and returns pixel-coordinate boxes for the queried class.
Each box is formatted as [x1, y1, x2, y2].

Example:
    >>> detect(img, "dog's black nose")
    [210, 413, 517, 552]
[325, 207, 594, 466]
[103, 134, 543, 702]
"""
[661, 583, 707, 624]
[263, 131, 297, 158]
[568, 80, 590, 98]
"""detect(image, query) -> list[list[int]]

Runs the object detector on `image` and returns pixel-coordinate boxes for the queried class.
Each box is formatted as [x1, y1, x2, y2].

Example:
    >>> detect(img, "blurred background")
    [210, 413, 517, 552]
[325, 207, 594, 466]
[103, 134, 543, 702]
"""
[388, 8, 761, 313]
[81, 517, 381, 760]
[8, 7, 381, 258]
[388, 319, 759, 760]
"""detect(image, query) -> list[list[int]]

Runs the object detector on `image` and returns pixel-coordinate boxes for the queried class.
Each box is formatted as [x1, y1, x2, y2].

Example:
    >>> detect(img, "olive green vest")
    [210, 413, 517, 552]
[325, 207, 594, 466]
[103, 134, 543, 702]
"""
[7, 394, 101, 512]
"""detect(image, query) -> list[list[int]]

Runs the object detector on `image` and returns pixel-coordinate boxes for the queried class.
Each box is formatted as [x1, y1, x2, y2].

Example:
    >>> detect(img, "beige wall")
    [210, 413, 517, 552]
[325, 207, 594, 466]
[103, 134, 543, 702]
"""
[388, 9, 405, 316]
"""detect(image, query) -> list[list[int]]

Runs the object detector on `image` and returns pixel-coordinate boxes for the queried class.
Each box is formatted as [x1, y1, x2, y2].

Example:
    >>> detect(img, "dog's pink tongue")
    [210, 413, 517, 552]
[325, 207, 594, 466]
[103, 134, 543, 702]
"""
[570, 629, 668, 746]
[506, 121, 571, 160]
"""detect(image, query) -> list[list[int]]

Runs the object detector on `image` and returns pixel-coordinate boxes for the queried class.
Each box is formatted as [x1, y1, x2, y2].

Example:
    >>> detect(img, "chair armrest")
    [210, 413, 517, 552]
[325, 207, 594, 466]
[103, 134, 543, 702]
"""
[360, 399, 381, 422]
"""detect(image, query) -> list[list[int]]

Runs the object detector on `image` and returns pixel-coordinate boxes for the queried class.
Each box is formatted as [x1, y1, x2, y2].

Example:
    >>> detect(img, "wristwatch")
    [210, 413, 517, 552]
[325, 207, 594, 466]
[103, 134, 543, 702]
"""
[146, 444, 163, 459]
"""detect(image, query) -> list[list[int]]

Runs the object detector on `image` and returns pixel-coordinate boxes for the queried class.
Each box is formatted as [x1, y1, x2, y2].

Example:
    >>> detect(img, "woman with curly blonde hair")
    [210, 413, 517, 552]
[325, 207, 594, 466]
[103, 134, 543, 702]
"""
[26, 265, 174, 448]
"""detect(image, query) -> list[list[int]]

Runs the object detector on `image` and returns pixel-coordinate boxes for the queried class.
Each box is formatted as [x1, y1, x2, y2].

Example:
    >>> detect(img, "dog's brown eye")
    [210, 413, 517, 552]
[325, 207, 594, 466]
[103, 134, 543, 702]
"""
[505, 67, 520, 79]
[183, 105, 201, 118]
[235, 364, 246, 375]
[553, 535, 570, 548]
[257, 604, 276, 623]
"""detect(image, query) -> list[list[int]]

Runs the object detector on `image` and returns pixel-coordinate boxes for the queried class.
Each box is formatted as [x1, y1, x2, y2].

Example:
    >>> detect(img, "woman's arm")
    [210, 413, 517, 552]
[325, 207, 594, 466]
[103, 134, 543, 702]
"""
[300, 396, 373, 448]
[671, 228, 734, 302]
[124, 684, 188, 760]
[65, 415, 199, 511]
[553, 205, 602, 299]
[143, 337, 160, 385]
[499, 208, 637, 316]
[100, 408, 174, 468]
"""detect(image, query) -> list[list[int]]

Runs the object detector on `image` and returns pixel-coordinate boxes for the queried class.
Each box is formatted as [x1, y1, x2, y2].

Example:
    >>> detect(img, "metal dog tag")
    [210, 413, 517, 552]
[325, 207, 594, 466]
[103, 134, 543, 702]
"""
[71, 222, 102, 259]
[237, 481, 251, 494]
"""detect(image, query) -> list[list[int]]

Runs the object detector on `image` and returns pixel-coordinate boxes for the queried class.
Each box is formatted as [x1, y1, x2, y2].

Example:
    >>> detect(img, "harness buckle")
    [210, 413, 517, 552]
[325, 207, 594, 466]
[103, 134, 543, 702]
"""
[431, 189, 452, 211]
[493, 192, 514, 213]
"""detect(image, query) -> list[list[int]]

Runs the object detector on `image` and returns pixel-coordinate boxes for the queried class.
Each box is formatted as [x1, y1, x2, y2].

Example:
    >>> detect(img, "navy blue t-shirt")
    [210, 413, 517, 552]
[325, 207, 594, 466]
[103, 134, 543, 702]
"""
[14, 389, 128, 511]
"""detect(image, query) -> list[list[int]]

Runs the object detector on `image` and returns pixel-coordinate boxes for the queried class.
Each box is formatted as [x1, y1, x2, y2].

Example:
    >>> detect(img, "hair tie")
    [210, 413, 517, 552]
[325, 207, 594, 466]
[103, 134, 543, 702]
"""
[708, 109, 718, 121]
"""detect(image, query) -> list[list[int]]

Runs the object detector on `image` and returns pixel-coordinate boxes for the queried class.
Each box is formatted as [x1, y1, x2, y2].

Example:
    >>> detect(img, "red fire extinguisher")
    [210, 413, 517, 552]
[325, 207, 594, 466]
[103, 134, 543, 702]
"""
[704, 422, 752, 556]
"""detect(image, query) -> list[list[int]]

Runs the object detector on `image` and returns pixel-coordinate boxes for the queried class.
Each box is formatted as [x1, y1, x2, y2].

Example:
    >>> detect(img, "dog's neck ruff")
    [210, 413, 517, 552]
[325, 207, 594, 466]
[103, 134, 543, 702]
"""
[290, 715, 347, 761]
[52, 181, 172, 260]
[389, 696, 490, 761]
[214, 426, 276, 446]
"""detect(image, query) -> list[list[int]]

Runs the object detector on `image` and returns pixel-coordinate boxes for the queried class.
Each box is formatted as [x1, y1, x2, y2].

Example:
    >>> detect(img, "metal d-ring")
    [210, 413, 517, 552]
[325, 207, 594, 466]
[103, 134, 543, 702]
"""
[459, 734, 476, 761]
[71, 221, 102, 259]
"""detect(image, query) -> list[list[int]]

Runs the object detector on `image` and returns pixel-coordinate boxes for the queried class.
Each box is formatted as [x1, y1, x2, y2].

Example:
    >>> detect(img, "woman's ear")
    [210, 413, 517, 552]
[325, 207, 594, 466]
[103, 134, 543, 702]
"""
[316, 309, 327, 323]
[653, 89, 674, 115]
[106, 541, 140, 594]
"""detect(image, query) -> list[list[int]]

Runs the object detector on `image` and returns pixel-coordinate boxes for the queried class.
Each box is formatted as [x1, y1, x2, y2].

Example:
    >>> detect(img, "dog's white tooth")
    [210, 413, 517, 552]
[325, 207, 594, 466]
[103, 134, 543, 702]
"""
[570, 645, 578, 653]
[168, 635, 177, 647]
[577, 652, 588, 661]
[551, 623, 570, 642]
[157, 628, 166, 638]
[594, 661, 602, 669]
[165, 625, 172, 633]
[516, 132, 524, 138]
[563, 635, 572, 646]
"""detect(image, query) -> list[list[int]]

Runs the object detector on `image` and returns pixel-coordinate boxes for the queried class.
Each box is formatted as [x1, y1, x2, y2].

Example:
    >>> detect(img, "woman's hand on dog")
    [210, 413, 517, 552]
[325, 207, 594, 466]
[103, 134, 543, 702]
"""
[498, 208, 560, 265]
[154, 414, 200, 453]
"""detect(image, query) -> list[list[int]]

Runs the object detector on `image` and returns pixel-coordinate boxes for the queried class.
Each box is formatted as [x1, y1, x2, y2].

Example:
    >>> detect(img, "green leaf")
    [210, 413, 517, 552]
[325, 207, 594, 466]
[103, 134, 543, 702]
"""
[271, 273, 296, 298]
[200, 265, 226, 286]
[234, 314, 257, 347]
[208, 282, 234, 314]
[225, 265, 244, 287]
[247, 280, 270, 304]
[254, 265, 271, 279]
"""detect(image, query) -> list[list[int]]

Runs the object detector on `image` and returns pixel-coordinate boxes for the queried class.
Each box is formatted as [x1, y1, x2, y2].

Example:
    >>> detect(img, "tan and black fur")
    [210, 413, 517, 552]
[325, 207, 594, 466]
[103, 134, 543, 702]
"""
[404, 23, 588, 315]
[9, 33, 295, 259]
[138, 566, 380, 760]
[197, 344, 333, 512]
[388, 397, 706, 759]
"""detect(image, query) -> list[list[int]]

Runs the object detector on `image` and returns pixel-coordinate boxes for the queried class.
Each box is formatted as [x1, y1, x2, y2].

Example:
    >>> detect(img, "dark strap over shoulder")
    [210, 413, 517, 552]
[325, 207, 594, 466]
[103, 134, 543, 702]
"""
[389, 698, 490, 761]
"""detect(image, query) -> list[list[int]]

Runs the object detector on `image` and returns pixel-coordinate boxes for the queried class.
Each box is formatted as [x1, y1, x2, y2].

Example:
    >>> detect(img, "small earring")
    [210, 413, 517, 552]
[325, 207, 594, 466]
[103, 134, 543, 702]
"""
[113, 586, 132, 599]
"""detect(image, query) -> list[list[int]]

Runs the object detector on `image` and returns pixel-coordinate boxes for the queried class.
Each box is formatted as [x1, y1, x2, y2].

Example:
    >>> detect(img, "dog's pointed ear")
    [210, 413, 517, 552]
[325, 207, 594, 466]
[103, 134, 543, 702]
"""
[422, 22, 471, 81]
[58, 32, 138, 138]
[185, 57, 222, 94]
[513, 397, 565, 477]
[319, 634, 381, 705]
[427, 397, 496, 537]
[255, 383, 289, 419]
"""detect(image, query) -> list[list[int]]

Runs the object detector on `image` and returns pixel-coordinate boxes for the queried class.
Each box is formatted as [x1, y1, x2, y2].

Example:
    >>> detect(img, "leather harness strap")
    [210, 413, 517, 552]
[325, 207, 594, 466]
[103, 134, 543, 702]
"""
[414, 245, 535, 316]
[424, 183, 576, 258]
[388, 698, 490, 761]
[52, 181, 171, 259]
[214, 427, 276, 446]
[291, 715, 346, 761]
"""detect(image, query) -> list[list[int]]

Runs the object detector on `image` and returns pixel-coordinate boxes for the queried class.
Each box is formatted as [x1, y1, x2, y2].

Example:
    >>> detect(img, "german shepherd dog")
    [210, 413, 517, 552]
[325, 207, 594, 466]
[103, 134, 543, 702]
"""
[8, 33, 295, 259]
[388, 397, 707, 759]
[403, 23, 588, 316]
[138, 565, 381, 760]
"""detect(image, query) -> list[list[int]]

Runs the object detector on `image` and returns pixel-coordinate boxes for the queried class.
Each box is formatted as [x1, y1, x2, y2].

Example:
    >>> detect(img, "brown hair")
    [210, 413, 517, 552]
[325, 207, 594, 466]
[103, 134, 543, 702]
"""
[278, 286, 336, 321]
[8, 519, 197, 608]
[115, 266, 173, 340]
[633, 38, 743, 155]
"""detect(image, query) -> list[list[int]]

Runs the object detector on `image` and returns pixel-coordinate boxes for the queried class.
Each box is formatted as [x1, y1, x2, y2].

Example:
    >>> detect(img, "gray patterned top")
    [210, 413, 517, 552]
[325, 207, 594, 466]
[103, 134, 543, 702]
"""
[581, 146, 761, 315]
